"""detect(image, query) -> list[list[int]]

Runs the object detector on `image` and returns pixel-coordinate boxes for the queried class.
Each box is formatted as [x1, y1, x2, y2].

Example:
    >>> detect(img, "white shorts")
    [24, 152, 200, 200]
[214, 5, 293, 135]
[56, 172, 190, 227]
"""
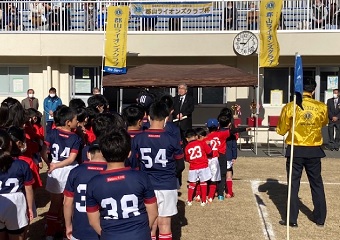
[46, 161, 78, 194]
[0, 192, 28, 230]
[208, 157, 221, 182]
[154, 190, 178, 217]
[188, 167, 212, 183]
[227, 160, 234, 170]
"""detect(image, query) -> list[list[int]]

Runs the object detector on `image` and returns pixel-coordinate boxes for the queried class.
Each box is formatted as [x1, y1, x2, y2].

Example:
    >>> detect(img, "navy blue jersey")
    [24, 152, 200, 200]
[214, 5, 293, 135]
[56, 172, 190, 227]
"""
[45, 128, 82, 162]
[126, 130, 144, 168]
[82, 145, 90, 162]
[64, 161, 107, 240]
[0, 159, 34, 194]
[141, 121, 181, 145]
[132, 129, 184, 190]
[86, 167, 156, 240]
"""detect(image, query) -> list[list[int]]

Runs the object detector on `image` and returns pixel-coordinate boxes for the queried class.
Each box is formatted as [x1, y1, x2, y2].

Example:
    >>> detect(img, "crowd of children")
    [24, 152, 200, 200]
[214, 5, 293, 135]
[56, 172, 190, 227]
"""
[0, 91, 249, 240]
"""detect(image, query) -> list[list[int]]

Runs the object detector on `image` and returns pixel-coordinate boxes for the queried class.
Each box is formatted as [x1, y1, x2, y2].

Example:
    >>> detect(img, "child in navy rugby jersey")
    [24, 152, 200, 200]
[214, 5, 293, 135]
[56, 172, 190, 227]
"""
[64, 142, 107, 240]
[0, 129, 35, 240]
[42, 105, 82, 239]
[86, 129, 158, 240]
[132, 101, 185, 240]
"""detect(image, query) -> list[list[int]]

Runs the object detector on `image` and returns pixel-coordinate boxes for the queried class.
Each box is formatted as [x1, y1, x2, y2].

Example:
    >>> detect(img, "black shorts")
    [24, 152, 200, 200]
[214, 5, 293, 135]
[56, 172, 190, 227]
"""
[0, 226, 26, 235]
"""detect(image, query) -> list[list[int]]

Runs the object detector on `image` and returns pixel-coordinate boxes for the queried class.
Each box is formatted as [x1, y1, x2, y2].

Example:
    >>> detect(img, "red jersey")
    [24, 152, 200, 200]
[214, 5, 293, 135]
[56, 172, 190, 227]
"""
[206, 130, 231, 155]
[85, 127, 96, 144]
[33, 123, 44, 141]
[18, 155, 43, 188]
[185, 140, 212, 170]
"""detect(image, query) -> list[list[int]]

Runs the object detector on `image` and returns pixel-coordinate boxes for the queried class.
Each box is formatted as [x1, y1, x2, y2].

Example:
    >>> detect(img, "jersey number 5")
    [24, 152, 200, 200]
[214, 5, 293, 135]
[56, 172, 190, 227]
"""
[140, 148, 168, 168]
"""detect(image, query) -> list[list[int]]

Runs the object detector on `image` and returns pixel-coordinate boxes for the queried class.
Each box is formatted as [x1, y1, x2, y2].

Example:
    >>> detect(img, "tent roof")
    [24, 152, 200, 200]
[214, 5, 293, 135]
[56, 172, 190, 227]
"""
[103, 64, 258, 87]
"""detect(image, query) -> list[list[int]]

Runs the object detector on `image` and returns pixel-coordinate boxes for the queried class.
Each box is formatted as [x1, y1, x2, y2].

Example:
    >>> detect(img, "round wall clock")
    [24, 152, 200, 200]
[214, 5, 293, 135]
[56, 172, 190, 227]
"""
[233, 31, 258, 56]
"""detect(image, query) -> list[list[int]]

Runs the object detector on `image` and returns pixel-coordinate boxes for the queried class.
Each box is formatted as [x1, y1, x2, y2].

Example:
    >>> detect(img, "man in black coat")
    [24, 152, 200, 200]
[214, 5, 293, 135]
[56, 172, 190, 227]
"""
[327, 89, 340, 151]
[172, 84, 195, 138]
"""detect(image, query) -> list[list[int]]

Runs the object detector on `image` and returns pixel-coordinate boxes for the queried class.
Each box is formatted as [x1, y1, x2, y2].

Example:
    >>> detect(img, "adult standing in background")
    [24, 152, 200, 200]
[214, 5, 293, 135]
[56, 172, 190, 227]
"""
[276, 78, 327, 227]
[172, 84, 195, 140]
[22, 89, 39, 110]
[44, 87, 62, 135]
[326, 89, 340, 151]
[92, 87, 101, 95]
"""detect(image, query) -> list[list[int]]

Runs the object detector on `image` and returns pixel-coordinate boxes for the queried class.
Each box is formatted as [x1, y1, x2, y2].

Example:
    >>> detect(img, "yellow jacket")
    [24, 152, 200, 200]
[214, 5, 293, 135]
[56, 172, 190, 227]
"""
[276, 92, 328, 146]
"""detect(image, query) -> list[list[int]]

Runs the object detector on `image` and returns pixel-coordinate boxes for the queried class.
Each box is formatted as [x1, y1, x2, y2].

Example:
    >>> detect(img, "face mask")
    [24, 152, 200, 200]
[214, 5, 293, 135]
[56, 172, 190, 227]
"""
[28, 94, 34, 98]
[250, 8, 255, 11]
[334, 94, 338, 98]
[49, 94, 56, 98]
[89, 6, 94, 10]
[227, 6, 232, 9]
[12, 12, 16, 15]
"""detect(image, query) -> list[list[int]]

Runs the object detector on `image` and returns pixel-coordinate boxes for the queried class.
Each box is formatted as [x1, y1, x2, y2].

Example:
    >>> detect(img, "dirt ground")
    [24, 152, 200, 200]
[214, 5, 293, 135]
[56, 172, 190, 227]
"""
[28, 157, 340, 240]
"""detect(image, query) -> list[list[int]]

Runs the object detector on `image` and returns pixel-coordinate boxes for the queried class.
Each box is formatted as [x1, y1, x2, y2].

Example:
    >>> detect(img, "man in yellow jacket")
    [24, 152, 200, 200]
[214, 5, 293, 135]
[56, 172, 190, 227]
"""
[276, 77, 327, 227]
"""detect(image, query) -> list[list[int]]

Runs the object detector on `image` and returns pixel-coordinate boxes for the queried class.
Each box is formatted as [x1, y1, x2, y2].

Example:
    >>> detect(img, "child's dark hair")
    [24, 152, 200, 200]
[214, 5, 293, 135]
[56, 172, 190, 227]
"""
[0, 129, 14, 172]
[75, 107, 88, 123]
[7, 126, 25, 158]
[218, 113, 231, 128]
[92, 112, 126, 138]
[99, 129, 131, 163]
[87, 94, 109, 113]
[149, 101, 169, 121]
[69, 98, 86, 110]
[220, 107, 233, 118]
[160, 95, 174, 112]
[0, 97, 26, 128]
[122, 104, 145, 127]
[88, 142, 101, 156]
[195, 127, 207, 137]
[26, 108, 43, 125]
[54, 105, 77, 127]
[185, 129, 197, 139]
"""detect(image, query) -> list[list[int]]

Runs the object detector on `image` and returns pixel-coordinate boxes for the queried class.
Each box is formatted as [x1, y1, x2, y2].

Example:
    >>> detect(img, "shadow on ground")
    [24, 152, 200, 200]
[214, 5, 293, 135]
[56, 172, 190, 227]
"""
[258, 178, 314, 222]
[172, 199, 188, 240]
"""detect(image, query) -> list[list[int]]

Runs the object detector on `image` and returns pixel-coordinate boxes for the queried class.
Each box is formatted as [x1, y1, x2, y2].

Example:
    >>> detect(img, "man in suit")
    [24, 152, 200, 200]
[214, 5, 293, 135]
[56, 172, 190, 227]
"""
[172, 84, 195, 138]
[21, 88, 39, 110]
[327, 89, 340, 151]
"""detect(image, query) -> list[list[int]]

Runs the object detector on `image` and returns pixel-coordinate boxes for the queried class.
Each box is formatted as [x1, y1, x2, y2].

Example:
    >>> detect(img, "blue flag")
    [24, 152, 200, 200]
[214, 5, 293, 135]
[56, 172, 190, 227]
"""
[294, 55, 303, 109]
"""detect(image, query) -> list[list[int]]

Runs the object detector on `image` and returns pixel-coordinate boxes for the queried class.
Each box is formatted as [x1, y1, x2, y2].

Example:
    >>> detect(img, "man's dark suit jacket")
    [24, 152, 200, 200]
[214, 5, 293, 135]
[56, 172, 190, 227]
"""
[172, 94, 194, 131]
[327, 97, 340, 123]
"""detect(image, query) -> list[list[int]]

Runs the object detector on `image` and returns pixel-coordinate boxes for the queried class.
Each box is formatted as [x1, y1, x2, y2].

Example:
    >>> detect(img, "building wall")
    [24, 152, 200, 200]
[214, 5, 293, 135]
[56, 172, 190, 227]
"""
[1, 32, 340, 57]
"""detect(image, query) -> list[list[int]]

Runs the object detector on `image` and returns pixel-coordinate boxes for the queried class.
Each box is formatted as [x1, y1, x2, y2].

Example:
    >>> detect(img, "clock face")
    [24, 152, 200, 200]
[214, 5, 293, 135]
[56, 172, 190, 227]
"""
[233, 31, 258, 56]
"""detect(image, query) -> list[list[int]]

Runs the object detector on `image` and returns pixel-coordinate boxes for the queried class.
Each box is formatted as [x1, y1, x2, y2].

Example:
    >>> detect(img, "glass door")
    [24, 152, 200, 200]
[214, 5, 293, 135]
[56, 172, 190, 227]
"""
[70, 66, 101, 105]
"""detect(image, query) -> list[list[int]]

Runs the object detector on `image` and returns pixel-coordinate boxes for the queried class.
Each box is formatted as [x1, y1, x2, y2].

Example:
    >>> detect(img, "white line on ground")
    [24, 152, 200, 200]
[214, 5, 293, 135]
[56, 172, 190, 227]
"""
[251, 180, 276, 240]
[240, 179, 340, 185]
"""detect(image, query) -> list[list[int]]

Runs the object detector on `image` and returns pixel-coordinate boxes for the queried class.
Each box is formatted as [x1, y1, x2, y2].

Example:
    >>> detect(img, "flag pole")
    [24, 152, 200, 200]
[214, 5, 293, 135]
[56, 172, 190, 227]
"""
[286, 52, 299, 239]
[100, 11, 106, 94]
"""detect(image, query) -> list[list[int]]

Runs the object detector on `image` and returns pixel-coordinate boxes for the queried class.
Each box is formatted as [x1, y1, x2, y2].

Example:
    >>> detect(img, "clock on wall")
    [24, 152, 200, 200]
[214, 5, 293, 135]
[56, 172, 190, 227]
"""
[233, 31, 258, 56]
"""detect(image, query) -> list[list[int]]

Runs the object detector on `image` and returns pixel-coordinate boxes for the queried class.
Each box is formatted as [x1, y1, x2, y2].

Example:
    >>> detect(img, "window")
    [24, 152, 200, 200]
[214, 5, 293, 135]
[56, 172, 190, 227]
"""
[0, 67, 29, 95]
[263, 68, 289, 104]
[202, 87, 224, 104]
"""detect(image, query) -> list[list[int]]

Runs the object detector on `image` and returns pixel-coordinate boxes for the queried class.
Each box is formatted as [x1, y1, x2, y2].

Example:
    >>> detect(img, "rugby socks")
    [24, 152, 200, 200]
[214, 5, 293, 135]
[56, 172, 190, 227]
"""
[208, 182, 217, 200]
[226, 178, 233, 196]
[151, 236, 157, 240]
[159, 233, 172, 240]
[187, 182, 196, 202]
[195, 183, 201, 199]
[200, 182, 207, 203]
[45, 212, 61, 236]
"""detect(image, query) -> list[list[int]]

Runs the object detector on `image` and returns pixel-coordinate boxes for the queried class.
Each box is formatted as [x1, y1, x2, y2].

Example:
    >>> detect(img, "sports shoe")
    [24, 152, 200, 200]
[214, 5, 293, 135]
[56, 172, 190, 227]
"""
[186, 201, 193, 206]
[218, 195, 224, 201]
[226, 193, 235, 198]
[207, 198, 213, 203]
[200, 201, 207, 207]
[194, 195, 201, 202]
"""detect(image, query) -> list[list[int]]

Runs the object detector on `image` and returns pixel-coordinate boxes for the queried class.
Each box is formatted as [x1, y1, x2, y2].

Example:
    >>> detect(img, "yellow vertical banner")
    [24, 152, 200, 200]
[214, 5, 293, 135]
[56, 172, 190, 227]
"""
[104, 6, 129, 74]
[259, 0, 282, 67]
